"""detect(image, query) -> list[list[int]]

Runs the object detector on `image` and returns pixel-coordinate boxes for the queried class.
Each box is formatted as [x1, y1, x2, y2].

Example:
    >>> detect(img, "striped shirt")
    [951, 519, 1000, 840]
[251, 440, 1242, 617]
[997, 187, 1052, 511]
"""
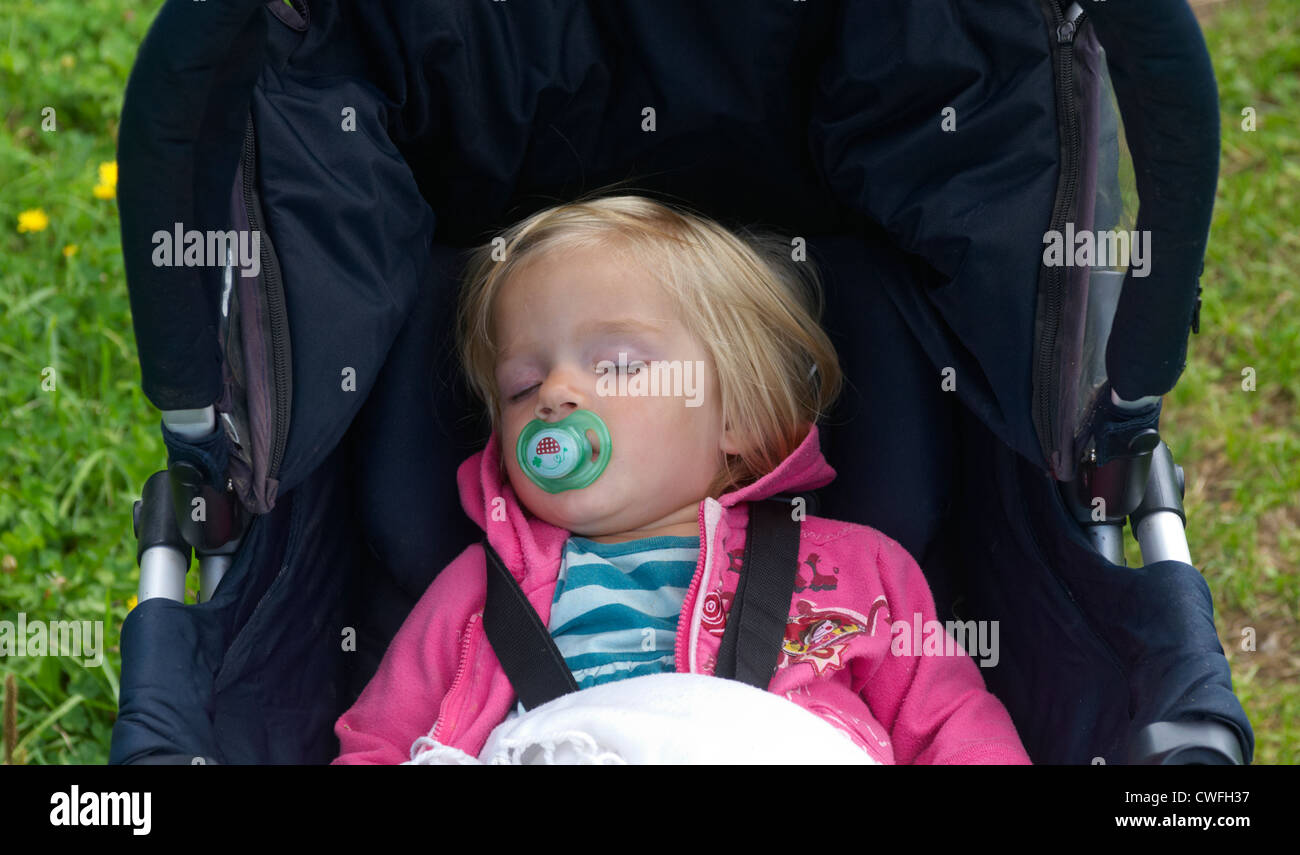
[548, 534, 700, 690]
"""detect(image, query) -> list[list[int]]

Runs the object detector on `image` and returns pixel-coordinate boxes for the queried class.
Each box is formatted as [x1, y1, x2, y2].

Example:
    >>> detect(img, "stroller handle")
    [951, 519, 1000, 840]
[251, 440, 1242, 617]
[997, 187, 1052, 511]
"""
[118, 0, 269, 411]
[1081, 0, 1219, 400]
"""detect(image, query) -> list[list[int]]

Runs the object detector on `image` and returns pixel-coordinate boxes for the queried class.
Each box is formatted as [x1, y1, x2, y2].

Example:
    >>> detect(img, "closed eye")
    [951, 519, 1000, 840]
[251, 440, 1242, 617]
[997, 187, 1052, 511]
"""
[509, 384, 539, 403]
[597, 359, 646, 375]
[510, 359, 645, 402]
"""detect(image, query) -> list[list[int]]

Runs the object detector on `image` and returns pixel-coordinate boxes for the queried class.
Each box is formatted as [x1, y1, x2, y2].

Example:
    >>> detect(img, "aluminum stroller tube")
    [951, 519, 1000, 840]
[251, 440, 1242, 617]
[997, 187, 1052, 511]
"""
[198, 556, 231, 604]
[197, 539, 240, 604]
[1110, 388, 1162, 412]
[1085, 524, 1126, 567]
[134, 471, 191, 603]
[139, 548, 190, 603]
[1133, 513, 1192, 566]
[1130, 441, 1192, 566]
[162, 406, 217, 440]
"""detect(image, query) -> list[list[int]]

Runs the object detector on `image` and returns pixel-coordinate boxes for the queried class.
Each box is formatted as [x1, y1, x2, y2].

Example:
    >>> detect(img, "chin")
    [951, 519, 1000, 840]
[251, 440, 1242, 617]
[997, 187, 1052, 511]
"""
[528, 481, 616, 530]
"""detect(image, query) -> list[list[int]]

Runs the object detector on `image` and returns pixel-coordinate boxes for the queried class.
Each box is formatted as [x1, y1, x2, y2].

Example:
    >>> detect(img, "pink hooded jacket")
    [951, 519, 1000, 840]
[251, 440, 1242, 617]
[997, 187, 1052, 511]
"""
[332, 424, 1031, 764]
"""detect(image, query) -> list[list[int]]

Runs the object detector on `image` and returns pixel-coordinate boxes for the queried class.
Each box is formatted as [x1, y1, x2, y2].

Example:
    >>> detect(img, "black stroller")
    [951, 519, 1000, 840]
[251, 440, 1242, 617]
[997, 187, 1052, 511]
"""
[111, 0, 1253, 764]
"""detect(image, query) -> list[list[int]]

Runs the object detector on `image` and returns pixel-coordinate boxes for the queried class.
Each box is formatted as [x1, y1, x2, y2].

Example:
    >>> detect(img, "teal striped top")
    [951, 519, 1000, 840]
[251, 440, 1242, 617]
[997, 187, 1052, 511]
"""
[548, 534, 700, 689]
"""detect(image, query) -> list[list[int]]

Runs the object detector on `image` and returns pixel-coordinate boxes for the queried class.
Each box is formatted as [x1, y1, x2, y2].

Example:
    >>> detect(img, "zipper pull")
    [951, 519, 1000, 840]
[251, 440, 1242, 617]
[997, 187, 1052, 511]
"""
[1058, 2, 1085, 44]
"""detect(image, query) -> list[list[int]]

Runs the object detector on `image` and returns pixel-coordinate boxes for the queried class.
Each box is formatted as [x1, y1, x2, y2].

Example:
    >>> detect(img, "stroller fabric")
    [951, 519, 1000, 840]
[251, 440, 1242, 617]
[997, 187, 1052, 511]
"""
[111, 0, 1251, 765]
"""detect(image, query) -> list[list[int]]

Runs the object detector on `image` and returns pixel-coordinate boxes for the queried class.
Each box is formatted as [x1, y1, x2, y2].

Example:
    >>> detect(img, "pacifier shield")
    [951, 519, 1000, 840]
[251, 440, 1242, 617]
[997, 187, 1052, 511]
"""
[515, 410, 612, 494]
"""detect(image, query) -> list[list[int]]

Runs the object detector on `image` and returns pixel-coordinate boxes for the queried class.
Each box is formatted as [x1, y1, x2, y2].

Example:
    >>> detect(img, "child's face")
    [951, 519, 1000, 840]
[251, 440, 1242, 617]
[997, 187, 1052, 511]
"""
[492, 242, 741, 541]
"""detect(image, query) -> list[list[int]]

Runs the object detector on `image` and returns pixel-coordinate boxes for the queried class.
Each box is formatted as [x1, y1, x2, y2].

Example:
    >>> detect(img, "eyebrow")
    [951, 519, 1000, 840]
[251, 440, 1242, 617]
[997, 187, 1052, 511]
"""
[574, 317, 667, 337]
[498, 317, 667, 362]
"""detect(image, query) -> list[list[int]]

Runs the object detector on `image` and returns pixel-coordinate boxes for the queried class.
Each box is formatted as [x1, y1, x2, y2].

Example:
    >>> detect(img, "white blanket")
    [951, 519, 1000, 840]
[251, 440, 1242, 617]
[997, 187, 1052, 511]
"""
[404, 672, 878, 765]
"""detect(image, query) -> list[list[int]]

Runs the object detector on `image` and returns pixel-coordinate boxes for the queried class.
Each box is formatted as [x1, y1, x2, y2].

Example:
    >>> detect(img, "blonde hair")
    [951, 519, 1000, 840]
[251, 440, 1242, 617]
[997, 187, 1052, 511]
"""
[455, 190, 843, 497]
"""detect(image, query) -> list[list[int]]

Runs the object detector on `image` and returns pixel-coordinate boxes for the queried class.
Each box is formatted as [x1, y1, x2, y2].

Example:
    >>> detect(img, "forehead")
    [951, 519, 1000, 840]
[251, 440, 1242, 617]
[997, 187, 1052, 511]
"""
[492, 246, 681, 359]
[496, 317, 670, 363]
[496, 242, 657, 305]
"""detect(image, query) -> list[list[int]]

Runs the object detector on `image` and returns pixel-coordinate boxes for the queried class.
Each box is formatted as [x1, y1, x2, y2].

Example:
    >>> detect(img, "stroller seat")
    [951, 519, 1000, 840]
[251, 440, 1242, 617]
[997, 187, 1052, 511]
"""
[112, 0, 1251, 765]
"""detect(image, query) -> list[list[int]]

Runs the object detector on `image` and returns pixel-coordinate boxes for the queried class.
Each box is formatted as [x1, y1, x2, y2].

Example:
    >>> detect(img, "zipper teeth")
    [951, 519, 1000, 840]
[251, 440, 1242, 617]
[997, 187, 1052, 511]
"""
[432, 612, 481, 742]
[242, 115, 291, 481]
[674, 499, 708, 674]
[265, 261, 288, 478]
[1036, 3, 1084, 473]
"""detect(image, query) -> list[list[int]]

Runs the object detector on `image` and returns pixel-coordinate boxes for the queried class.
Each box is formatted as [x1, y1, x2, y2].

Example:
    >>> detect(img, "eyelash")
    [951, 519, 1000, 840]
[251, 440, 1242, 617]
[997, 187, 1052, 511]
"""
[507, 360, 644, 403]
[509, 384, 539, 403]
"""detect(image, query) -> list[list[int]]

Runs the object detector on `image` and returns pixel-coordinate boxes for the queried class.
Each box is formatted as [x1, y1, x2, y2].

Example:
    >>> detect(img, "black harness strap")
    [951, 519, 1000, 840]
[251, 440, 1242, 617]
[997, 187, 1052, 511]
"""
[714, 499, 801, 689]
[482, 540, 579, 710]
[481, 497, 802, 708]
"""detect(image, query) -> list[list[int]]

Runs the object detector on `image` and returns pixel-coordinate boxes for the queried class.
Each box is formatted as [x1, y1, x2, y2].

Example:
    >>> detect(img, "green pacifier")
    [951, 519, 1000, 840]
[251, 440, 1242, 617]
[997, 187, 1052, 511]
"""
[516, 409, 612, 493]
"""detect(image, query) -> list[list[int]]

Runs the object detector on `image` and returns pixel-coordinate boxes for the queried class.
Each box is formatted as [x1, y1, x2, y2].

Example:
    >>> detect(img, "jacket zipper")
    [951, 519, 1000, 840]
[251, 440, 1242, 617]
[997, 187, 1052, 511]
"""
[241, 112, 291, 482]
[432, 612, 482, 743]
[1033, 2, 1085, 476]
[674, 499, 709, 674]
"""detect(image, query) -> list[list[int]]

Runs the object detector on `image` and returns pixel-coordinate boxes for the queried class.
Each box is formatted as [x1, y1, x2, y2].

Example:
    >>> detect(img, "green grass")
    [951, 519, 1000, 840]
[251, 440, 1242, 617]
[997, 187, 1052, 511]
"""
[1, 0, 160, 764]
[1, 0, 1296, 764]
[1172, 0, 1300, 766]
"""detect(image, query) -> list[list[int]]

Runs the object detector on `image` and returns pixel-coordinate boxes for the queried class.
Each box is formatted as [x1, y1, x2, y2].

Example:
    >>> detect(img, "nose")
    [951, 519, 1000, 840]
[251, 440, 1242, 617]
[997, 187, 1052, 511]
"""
[534, 364, 588, 421]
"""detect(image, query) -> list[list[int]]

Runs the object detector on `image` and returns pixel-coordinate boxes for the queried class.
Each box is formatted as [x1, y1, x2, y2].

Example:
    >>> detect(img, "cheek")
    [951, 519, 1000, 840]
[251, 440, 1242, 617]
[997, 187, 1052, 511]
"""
[611, 404, 716, 464]
[500, 416, 531, 479]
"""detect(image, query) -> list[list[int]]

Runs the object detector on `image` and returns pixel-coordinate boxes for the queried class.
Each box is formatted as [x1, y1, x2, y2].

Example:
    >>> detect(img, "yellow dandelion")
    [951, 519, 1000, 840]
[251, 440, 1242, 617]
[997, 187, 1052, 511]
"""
[126, 594, 138, 612]
[17, 209, 49, 233]
[92, 161, 118, 200]
[63, 244, 78, 258]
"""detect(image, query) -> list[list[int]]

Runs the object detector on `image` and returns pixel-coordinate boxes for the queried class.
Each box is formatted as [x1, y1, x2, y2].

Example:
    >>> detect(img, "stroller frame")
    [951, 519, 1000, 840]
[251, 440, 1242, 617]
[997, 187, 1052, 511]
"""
[114, 0, 1252, 765]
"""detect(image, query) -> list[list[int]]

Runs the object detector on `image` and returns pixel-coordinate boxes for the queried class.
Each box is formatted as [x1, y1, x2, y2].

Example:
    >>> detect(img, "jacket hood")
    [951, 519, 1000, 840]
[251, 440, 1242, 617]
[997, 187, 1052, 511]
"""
[457, 424, 837, 581]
